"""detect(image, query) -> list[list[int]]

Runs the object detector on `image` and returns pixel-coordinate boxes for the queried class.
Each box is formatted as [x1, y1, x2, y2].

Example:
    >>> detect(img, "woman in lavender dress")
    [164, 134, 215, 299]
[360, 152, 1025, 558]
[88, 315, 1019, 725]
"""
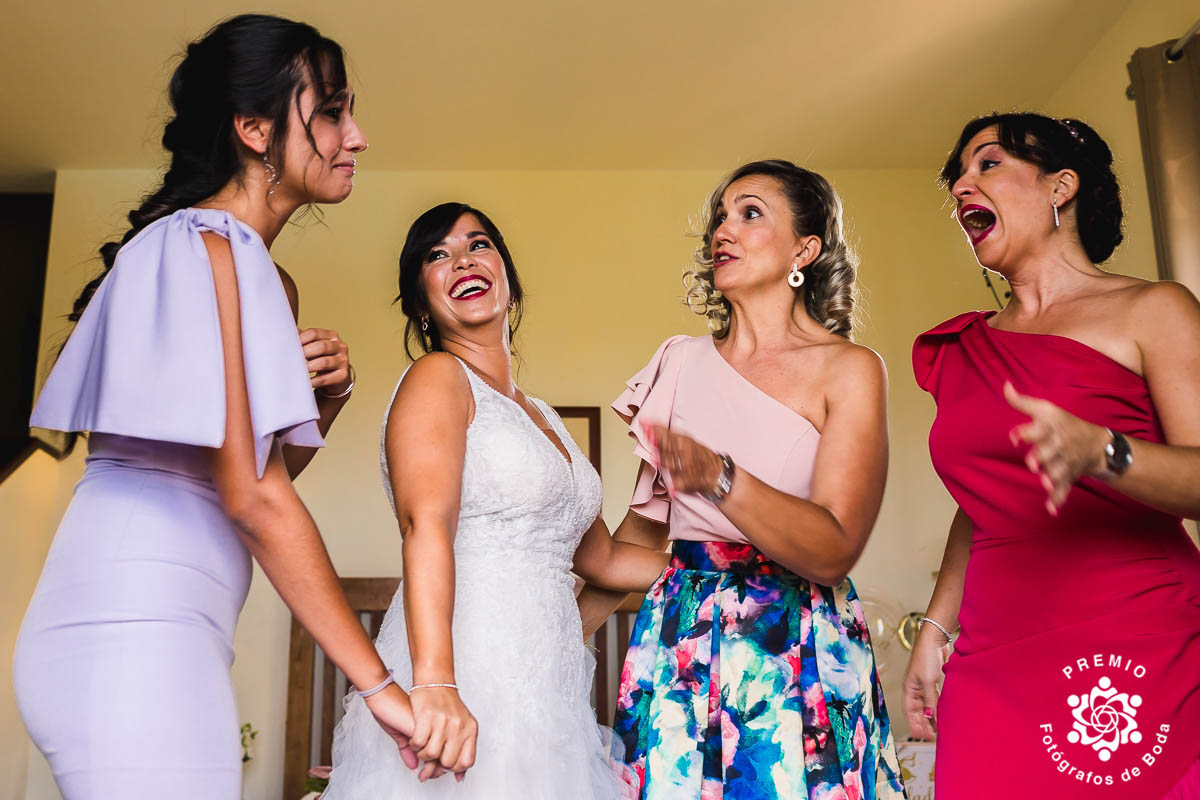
[14, 15, 419, 799]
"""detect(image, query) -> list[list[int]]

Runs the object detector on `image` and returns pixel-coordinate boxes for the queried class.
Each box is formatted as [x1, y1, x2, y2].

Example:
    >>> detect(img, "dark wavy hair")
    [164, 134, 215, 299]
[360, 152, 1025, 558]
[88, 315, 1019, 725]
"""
[686, 159, 859, 339]
[940, 112, 1123, 264]
[395, 203, 525, 360]
[70, 13, 349, 322]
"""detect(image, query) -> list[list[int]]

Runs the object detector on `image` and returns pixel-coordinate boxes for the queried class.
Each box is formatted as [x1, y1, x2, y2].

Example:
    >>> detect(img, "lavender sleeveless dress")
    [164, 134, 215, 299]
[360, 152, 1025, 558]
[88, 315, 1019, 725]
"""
[15, 208, 323, 799]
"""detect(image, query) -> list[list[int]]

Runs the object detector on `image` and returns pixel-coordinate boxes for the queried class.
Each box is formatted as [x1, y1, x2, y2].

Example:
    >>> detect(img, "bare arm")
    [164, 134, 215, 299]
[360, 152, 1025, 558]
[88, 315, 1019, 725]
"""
[921, 507, 971, 633]
[385, 352, 478, 778]
[902, 507, 972, 740]
[576, 479, 670, 638]
[1107, 282, 1200, 516]
[653, 346, 889, 585]
[573, 513, 670, 593]
[274, 267, 354, 480]
[202, 234, 415, 761]
[1007, 282, 1200, 518]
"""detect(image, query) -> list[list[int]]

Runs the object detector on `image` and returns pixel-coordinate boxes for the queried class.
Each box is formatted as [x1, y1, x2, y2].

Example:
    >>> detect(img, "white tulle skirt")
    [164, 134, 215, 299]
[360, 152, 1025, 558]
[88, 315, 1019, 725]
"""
[323, 556, 635, 800]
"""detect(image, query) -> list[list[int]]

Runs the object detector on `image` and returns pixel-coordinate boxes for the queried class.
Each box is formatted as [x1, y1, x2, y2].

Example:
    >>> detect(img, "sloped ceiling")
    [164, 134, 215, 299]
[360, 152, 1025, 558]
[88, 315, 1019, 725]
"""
[0, 0, 1135, 190]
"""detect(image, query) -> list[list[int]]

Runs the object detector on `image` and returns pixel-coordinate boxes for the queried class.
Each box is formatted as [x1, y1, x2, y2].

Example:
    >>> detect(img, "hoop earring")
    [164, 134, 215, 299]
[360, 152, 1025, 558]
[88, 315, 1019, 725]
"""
[1052, 198, 1060, 229]
[420, 317, 429, 332]
[787, 263, 805, 288]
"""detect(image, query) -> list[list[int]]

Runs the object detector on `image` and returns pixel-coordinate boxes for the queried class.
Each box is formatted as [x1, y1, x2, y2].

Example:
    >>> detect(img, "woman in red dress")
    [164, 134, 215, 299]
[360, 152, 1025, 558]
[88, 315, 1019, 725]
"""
[902, 112, 1200, 798]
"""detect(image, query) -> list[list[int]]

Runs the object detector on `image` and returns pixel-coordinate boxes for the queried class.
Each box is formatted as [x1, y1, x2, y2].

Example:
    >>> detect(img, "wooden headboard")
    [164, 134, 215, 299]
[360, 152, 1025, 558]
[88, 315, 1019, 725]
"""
[282, 577, 400, 800]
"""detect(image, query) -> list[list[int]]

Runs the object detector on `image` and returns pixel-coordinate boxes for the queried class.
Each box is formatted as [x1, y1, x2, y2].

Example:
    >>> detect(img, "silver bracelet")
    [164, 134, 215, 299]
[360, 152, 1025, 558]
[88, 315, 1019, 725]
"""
[317, 364, 355, 399]
[919, 616, 954, 642]
[410, 682, 458, 691]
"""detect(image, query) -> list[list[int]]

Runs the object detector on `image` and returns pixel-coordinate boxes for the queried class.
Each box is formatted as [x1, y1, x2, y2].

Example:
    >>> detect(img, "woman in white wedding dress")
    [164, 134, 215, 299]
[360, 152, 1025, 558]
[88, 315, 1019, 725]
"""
[324, 203, 663, 798]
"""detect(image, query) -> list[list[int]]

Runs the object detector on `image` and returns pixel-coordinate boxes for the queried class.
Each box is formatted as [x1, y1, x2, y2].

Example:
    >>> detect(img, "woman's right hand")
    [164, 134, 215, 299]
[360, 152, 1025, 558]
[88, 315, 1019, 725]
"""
[902, 627, 951, 740]
[362, 685, 421, 770]
[409, 687, 478, 782]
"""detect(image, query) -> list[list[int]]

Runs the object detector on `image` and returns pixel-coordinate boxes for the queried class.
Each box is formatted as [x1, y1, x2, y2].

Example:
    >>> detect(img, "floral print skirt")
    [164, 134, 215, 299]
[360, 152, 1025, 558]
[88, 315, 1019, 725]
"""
[613, 541, 907, 800]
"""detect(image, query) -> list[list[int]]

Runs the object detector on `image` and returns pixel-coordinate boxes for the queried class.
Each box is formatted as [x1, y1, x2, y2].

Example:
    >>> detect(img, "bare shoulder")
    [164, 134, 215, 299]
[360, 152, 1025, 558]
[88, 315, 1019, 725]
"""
[1127, 280, 1200, 364]
[815, 339, 888, 389]
[1130, 279, 1200, 320]
[390, 352, 472, 424]
[199, 230, 234, 264]
[397, 352, 469, 400]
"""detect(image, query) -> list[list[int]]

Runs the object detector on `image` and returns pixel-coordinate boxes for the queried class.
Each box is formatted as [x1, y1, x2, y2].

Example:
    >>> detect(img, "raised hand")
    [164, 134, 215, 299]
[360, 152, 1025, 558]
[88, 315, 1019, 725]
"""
[362, 684, 420, 770]
[643, 423, 723, 497]
[409, 686, 477, 782]
[300, 327, 353, 396]
[1004, 381, 1110, 515]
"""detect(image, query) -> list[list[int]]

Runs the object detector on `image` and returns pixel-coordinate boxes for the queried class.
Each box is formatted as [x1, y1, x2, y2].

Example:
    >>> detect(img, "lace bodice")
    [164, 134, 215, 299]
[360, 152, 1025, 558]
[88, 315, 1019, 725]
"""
[380, 357, 602, 571]
[328, 357, 628, 799]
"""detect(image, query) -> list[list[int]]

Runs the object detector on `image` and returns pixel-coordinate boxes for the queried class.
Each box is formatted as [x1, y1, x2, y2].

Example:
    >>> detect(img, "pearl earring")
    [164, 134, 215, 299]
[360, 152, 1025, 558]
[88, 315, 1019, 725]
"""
[1052, 198, 1060, 229]
[787, 263, 805, 288]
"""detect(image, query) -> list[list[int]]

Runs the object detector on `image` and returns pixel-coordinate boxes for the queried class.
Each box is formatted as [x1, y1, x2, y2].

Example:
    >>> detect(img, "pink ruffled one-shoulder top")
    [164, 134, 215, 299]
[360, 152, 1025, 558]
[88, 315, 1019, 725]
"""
[612, 334, 821, 543]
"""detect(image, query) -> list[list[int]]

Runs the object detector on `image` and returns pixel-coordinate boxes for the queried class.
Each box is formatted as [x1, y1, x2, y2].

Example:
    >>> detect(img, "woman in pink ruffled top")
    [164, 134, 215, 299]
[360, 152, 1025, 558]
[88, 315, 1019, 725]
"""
[903, 112, 1200, 798]
[579, 160, 906, 800]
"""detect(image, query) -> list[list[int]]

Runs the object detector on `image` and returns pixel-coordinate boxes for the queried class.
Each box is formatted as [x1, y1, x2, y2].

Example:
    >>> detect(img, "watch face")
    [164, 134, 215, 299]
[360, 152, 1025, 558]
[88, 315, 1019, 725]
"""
[1106, 432, 1133, 474]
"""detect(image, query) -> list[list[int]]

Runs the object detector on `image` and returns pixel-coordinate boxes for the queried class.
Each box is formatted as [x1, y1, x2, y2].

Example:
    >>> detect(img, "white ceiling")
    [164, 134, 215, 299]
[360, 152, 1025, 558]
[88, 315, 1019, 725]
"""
[0, 0, 1136, 191]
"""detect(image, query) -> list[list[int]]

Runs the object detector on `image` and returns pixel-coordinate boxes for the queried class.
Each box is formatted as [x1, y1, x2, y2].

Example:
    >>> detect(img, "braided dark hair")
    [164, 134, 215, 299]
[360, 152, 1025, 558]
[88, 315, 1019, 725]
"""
[940, 112, 1123, 264]
[70, 14, 348, 321]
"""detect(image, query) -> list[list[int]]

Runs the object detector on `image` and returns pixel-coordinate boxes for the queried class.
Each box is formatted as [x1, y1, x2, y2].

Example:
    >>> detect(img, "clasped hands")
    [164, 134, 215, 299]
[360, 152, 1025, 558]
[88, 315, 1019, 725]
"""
[408, 685, 477, 782]
[364, 682, 476, 781]
[1003, 381, 1113, 515]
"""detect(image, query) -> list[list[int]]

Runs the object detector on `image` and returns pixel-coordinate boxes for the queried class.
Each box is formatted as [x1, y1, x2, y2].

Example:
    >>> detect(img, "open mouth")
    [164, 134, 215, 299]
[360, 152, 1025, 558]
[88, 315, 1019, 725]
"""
[713, 250, 738, 267]
[449, 274, 493, 301]
[960, 204, 996, 245]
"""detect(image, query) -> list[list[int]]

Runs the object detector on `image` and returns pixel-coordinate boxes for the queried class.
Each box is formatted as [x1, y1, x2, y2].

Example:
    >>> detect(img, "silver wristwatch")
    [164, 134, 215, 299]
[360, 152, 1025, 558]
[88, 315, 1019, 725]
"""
[1103, 428, 1133, 476]
[703, 454, 736, 504]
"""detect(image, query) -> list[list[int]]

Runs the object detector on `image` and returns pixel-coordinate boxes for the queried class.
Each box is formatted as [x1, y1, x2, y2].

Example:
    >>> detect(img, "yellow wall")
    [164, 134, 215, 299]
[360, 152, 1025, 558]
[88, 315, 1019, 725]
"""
[7, 4, 1197, 790]
[7, 165, 992, 798]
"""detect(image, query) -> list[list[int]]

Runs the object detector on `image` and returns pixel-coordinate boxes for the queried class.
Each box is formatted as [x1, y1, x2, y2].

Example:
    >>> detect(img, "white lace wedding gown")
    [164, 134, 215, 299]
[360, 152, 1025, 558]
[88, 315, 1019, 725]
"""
[324, 358, 631, 799]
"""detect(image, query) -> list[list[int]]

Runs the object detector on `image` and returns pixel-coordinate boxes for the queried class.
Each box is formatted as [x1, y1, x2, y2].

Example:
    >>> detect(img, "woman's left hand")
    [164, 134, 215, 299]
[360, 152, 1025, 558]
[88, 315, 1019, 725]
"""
[1004, 381, 1109, 515]
[644, 423, 723, 496]
[301, 327, 352, 397]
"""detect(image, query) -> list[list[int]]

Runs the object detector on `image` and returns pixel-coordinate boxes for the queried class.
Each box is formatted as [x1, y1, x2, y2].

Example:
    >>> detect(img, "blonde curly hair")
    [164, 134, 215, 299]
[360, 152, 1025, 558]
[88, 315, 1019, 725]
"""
[685, 159, 858, 339]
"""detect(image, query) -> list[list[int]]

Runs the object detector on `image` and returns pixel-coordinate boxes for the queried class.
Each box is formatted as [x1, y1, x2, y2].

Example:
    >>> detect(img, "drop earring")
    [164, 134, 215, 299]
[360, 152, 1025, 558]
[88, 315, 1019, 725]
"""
[787, 263, 805, 288]
[263, 151, 279, 197]
[421, 317, 429, 332]
[1052, 198, 1060, 229]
